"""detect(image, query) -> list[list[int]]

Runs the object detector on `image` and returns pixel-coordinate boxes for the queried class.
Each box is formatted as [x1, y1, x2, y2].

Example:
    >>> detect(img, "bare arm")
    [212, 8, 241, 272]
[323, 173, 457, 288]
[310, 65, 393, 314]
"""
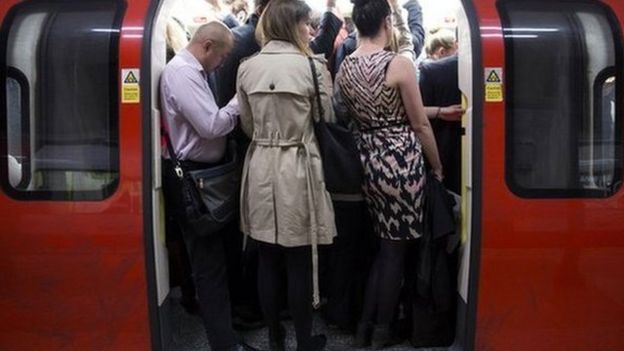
[424, 104, 464, 121]
[387, 55, 443, 178]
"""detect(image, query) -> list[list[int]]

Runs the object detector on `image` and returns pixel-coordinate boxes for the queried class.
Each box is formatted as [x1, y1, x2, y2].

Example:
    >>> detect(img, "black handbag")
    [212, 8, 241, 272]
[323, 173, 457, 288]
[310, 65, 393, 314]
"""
[308, 57, 363, 194]
[163, 128, 239, 237]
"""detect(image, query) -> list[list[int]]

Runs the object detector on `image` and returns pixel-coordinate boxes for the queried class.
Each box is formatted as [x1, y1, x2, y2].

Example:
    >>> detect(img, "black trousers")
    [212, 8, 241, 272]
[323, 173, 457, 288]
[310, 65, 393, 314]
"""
[257, 242, 313, 346]
[324, 200, 376, 329]
[162, 159, 238, 350]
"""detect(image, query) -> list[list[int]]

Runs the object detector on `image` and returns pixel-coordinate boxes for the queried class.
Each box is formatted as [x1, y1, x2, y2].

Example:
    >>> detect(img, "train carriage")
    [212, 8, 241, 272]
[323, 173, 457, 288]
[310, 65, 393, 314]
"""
[1, 0, 623, 350]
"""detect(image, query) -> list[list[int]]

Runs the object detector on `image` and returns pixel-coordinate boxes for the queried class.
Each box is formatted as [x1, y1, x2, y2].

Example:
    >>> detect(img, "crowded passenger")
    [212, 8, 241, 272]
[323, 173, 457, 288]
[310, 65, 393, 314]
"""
[335, 0, 443, 348]
[323, 0, 421, 333]
[212, 0, 344, 331]
[419, 27, 462, 193]
[161, 0, 462, 350]
[333, 0, 425, 75]
[237, 1, 337, 350]
[419, 27, 458, 67]
[160, 21, 257, 351]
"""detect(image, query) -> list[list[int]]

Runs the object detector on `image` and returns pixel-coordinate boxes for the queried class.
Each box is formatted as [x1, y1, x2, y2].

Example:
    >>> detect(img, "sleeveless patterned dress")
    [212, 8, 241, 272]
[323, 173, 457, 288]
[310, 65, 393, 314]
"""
[337, 51, 424, 240]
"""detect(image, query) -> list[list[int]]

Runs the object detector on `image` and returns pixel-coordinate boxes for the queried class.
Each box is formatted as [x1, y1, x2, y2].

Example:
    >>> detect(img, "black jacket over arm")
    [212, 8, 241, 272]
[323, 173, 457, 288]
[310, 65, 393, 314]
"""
[310, 11, 343, 59]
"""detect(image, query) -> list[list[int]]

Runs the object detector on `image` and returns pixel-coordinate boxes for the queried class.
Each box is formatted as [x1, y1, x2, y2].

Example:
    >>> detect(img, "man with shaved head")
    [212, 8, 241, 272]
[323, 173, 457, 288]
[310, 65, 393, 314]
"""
[160, 22, 257, 351]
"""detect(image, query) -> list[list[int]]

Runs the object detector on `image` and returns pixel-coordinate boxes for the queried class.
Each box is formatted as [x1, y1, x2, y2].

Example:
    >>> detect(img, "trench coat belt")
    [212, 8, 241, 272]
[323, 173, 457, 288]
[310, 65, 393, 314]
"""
[240, 135, 322, 308]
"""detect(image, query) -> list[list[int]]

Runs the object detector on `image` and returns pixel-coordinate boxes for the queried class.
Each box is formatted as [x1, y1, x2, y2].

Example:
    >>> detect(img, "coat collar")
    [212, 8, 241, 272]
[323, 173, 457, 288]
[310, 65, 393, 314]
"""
[261, 40, 305, 55]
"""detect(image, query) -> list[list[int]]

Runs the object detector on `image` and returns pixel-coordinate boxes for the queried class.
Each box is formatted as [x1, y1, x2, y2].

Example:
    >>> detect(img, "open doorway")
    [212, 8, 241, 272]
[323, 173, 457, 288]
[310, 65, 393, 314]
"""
[147, 0, 477, 350]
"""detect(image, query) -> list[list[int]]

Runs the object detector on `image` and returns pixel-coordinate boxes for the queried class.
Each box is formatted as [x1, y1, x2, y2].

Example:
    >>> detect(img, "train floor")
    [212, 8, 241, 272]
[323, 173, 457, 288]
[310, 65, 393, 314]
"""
[168, 289, 445, 351]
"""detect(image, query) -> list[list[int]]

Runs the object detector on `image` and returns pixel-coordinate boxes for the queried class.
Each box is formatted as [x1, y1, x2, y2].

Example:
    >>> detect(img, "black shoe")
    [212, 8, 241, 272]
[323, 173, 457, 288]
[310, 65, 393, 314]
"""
[269, 324, 286, 351]
[296, 334, 326, 351]
[371, 325, 403, 350]
[353, 322, 372, 348]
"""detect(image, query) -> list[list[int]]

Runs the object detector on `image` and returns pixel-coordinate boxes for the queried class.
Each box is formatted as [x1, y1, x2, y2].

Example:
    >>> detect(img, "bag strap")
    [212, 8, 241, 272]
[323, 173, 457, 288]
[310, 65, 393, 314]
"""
[307, 57, 325, 126]
[161, 119, 185, 179]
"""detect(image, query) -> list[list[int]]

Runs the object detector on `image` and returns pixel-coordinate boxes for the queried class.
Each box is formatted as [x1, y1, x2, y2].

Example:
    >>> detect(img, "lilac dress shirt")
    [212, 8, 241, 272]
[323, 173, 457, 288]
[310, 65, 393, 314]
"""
[160, 49, 239, 163]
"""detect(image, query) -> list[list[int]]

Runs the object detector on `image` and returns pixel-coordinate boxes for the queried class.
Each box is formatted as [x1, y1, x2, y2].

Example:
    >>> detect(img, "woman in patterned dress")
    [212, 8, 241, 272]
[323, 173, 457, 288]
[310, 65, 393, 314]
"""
[335, 0, 443, 348]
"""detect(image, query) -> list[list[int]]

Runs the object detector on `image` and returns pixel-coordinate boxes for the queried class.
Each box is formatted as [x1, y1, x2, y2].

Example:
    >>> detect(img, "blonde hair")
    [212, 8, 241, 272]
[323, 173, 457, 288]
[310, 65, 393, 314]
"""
[256, 0, 312, 56]
[426, 28, 456, 57]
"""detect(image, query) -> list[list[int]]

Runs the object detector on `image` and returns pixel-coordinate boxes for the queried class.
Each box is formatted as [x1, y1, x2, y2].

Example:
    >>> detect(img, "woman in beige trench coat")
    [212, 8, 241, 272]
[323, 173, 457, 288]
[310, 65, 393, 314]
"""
[236, 1, 336, 350]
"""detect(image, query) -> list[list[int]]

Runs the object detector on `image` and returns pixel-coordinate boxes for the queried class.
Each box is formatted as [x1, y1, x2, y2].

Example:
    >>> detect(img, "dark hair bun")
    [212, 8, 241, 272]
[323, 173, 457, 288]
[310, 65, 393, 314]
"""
[351, 0, 390, 37]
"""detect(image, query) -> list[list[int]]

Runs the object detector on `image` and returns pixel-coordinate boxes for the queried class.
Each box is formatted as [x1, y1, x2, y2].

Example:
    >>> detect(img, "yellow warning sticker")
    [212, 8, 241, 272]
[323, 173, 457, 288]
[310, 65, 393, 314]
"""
[485, 84, 503, 102]
[484, 68, 503, 102]
[122, 68, 140, 104]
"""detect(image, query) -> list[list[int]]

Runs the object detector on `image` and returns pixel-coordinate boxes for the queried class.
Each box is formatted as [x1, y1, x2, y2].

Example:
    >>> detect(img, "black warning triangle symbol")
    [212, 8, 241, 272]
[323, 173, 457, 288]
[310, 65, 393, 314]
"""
[124, 71, 138, 84]
[486, 70, 501, 83]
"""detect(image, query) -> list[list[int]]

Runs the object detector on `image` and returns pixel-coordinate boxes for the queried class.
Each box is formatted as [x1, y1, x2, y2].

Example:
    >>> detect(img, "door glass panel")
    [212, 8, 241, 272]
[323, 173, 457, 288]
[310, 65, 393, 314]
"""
[499, 1, 622, 197]
[1, 0, 125, 200]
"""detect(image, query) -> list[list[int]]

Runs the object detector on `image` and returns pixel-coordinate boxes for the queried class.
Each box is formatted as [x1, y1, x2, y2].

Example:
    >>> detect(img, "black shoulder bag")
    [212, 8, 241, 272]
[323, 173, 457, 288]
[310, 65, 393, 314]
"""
[162, 128, 240, 237]
[308, 57, 363, 194]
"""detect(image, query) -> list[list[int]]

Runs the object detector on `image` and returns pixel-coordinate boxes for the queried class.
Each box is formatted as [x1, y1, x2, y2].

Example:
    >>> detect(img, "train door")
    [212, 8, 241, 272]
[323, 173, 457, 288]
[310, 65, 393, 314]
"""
[0, 0, 160, 349]
[470, 0, 624, 350]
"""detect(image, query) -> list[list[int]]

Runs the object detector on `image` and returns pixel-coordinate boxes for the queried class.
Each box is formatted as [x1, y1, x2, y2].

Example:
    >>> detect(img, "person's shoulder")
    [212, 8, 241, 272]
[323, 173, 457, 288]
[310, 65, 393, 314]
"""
[163, 57, 192, 76]
[232, 22, 254, 38]
[422, 55, 457, 71]
[237, 52, 261, 73]
[438, 54, 458, 66]
[388, 53, 414, 70]
[311, 54, 328, 66]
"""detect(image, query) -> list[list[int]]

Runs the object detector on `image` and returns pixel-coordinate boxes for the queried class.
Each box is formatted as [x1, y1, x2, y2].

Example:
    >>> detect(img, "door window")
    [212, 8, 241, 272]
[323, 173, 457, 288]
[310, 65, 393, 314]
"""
[1, 0, 125, 200]
[499, 1, 622, 197]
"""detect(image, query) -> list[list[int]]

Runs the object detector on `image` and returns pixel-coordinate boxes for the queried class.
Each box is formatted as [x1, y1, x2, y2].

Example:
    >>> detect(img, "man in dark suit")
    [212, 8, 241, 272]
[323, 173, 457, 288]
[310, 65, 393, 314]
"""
[411, 54, 462, 349]
[419, 54, 462, 194]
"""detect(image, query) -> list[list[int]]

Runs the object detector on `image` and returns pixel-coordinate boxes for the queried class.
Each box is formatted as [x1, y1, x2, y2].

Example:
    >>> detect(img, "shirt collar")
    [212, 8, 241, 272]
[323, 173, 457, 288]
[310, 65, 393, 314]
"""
[178, 48, 205, 75]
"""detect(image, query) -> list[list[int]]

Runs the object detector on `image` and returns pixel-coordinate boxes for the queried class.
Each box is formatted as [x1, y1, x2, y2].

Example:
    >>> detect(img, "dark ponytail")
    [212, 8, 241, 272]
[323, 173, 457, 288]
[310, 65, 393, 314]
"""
[351, 0, 390, 37]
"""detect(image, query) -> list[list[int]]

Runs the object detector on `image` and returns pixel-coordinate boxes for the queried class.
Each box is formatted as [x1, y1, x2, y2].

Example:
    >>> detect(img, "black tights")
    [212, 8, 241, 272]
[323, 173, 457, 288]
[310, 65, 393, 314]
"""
[360, 239, 410, 326]
[257, 243, 313, 346]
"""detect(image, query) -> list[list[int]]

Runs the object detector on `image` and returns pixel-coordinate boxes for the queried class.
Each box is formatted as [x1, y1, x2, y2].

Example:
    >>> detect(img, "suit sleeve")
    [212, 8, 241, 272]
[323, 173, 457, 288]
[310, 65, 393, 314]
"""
[333, 35, 356, 78]
[418, 64, 434, 106]
[310, 11, 343, 59]
[404, 0, 425, 56]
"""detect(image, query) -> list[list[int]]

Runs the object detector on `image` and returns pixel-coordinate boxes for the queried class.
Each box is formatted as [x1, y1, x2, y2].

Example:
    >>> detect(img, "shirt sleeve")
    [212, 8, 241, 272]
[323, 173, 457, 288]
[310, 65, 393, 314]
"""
[167, 66, 238, 139]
